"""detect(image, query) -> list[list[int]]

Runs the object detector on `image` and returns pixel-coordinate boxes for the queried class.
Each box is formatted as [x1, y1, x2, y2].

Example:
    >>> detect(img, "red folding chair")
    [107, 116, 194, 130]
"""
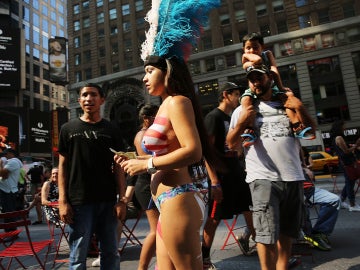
[45, 202, 70, 267]
[0, 229, 22, 248]
[118, 210, 144, 254]
[330, 172, 340, 193]
[0, 209, 54, 270]
[221, 214, 245, 250]
[0, 229, 23, 267]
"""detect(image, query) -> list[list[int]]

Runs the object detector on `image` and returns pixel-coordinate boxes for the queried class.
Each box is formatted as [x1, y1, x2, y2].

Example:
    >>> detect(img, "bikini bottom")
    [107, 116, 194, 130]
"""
[155, 182, 199, 210]
[155, 183, 205, 238]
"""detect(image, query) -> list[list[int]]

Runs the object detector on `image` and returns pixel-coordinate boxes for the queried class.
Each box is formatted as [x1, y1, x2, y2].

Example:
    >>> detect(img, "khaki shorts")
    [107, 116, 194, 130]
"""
[249, 179, 303, 245]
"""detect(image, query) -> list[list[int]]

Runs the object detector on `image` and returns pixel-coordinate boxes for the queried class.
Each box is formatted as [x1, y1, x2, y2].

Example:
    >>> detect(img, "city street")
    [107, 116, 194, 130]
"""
[4, 174, 360, 270]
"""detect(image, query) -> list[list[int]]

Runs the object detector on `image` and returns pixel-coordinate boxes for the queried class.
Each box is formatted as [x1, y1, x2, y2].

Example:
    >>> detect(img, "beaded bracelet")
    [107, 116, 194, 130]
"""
[211, 184, 221, 188]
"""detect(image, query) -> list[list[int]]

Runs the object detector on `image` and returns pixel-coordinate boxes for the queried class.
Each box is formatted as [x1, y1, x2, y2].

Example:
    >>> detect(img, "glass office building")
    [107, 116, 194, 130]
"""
[0, 0, 68, 158]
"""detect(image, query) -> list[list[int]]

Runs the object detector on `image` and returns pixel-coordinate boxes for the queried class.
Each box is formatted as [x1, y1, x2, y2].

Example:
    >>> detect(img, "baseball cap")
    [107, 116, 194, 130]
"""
[218, 82, 241, 98]
[245, 65, 270, 78]
[220, 82, 241, 92]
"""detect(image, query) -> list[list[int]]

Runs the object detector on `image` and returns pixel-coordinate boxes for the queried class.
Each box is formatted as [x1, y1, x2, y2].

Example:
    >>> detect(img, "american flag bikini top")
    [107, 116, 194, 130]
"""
[142, 116, 170, 156]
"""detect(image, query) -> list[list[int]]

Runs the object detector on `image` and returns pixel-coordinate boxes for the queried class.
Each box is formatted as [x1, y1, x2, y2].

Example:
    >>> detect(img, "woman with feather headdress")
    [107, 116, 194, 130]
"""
[114, 0, 220, 268]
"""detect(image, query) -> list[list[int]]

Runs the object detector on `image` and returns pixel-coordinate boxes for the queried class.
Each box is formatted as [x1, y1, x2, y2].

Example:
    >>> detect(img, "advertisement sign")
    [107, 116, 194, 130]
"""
[0, 110, 20, 151]
[0, 22, 20, 90]
[29, 110, 51, 154]
[49, 37, 68, 84]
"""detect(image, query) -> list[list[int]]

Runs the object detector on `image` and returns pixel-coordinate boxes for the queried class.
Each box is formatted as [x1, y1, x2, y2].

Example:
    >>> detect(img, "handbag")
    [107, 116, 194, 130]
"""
[344, 162, 360, 181]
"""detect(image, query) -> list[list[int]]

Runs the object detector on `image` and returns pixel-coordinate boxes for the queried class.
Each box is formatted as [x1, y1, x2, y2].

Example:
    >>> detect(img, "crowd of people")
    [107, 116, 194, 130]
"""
[1, 5, 360, 269]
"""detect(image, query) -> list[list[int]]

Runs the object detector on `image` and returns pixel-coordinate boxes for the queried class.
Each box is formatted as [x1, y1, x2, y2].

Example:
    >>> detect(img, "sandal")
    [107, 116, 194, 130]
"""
[294, 126, 315, 140]
[241, 129, 257, 147]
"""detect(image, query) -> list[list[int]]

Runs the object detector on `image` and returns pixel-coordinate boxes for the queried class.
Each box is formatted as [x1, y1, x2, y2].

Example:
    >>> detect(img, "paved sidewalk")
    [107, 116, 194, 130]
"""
[3, 174, 360, 269]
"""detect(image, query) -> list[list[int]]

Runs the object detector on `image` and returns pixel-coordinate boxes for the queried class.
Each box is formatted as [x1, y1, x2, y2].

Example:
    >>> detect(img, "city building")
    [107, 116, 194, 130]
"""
[67, 0, 360, 149]
[2, 1, 359, 156]
[0, 0, 68, 160]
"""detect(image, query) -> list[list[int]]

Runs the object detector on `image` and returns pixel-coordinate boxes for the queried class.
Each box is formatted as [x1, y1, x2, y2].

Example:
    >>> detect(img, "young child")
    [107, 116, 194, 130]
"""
[240, 32, 315, 147]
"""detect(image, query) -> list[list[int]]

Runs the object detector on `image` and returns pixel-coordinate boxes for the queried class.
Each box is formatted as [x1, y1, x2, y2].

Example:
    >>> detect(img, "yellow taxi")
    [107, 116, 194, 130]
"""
[309, 151, 339, 173]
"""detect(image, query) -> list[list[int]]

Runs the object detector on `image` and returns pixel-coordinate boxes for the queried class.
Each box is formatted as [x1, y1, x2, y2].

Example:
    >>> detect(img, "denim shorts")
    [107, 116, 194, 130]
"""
[249, 179, 303, 244]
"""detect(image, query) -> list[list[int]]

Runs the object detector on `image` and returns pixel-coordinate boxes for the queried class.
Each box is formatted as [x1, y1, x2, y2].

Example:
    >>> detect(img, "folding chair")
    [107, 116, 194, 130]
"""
[0, 209, 54, 270]
[45, 202, 70, 267]
[221, 214, 245, 250]
[0, 229, 24, 267]
[118, 209, 144, 254]
[0, 229, 22, 248]
[330, 172, 340, 193]
[292, 198, 318, 262]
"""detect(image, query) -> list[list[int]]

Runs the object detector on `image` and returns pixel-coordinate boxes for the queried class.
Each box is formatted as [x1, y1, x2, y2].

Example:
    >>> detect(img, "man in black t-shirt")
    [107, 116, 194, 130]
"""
[202, 82, 255, 269]
[58, 83, 126, 269]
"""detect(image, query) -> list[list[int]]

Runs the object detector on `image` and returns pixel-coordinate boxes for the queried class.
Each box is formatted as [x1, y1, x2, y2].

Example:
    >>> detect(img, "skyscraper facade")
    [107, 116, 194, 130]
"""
[1, 0, 68, 111]
[68, 0, 360, 149]
[0, 0, 68, 158]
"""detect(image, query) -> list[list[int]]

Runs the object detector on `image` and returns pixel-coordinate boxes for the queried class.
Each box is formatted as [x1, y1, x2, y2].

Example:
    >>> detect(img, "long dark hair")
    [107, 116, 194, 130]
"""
[137, 103, 159, 130]
[138, 104, 159, 120]
[164, 57, 221, 171]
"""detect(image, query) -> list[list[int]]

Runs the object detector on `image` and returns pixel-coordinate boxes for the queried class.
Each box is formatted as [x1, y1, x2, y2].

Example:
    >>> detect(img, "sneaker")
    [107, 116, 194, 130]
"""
[304, 234, 331, 251]
[203, 257, 217, 270]
[341, 201, 350, 209]
[91, 256, 101, 267]
[322, 233, 331, 245]
[349, 204, 360, 212]
[236, 235, 250, 255]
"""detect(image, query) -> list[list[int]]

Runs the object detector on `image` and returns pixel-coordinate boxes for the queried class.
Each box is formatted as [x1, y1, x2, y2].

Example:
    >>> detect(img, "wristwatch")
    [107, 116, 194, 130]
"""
[147, 157, 157, 174]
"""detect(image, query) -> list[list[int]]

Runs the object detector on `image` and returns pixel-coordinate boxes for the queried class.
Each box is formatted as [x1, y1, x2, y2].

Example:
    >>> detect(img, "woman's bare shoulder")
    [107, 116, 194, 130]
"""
[168, 95, 191, 106]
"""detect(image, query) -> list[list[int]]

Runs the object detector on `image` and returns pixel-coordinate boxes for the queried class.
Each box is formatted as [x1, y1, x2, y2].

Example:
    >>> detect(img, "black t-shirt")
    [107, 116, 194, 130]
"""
[204, 107, 230, 158]
[58, 118, 125, 205]
[27, 166, 43, 184]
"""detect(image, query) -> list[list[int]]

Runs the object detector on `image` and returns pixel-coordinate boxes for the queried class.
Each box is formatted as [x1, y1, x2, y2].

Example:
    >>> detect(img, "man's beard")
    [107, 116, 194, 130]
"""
[256, 80, 272, 98]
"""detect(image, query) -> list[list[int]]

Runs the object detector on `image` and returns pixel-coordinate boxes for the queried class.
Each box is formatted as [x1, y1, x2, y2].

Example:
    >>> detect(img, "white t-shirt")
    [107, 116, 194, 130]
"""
[0, 157, 22, 193]
[229, 100, 305, 183]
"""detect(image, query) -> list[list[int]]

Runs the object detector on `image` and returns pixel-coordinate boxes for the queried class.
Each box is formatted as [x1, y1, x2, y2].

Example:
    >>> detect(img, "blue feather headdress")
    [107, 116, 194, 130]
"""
[141, 0, 220, 64]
